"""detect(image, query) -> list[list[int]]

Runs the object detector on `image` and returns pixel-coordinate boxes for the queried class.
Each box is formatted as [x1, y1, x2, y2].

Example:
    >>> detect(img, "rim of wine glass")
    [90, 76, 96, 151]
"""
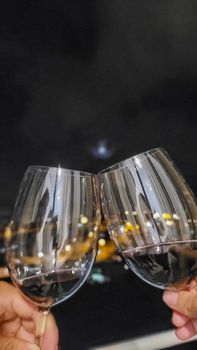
[98, 146, 166, 175]
[27, 165, 95, 177]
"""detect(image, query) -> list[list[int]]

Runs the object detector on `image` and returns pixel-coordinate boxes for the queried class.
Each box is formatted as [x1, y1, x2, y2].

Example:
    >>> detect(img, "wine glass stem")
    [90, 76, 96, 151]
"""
[35, 306, 50, 347]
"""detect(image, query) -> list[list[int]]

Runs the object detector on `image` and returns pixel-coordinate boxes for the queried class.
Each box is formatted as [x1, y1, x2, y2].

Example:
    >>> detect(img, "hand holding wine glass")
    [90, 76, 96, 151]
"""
[6, 166, 100, 347]
[0, 281, 58, 350]
[163, 287, 197, 340]
[99, 148, 197, 338]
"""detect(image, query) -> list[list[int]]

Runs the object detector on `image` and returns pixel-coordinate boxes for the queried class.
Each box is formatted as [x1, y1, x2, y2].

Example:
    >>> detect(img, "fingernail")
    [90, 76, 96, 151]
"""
[163, 290, 178, 306]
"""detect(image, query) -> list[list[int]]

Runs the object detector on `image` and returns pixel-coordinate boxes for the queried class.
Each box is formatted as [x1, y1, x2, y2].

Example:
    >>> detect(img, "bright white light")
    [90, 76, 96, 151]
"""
[90, 140, 113, 159]
[98, 145, 107, 155]
[153, 212, 160, 219]
[120, 225, 125, 233]
[58, 166, 61, 177]
[173, 214, 179, 220]
[65, 244, 71, 252]
[135, 157, 142, 168]
[38, 252, 44, 258]
[146, 221, 152, 227]
[155, 245, 161, 253]
[166, 220, 173, 226]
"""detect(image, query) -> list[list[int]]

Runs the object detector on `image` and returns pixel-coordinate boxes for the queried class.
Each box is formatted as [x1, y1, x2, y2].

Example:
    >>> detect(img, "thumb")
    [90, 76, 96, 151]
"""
[0, 336, 39, 350]
[163, 290, 197, 318]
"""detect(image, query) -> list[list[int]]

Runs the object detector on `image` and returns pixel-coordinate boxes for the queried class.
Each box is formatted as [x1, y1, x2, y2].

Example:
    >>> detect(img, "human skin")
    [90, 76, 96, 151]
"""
[163, 286, 197, 340]
[0, 281, 59, 350]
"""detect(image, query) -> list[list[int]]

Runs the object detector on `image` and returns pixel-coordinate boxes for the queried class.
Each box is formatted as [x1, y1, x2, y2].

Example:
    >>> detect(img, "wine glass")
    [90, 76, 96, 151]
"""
[98, 148, 197, 291]
[6, 166, 100, 347]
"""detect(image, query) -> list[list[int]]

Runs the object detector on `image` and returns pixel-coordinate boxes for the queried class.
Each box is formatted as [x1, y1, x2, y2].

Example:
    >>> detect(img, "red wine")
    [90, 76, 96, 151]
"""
[14, 268, 85, 307]
[122, 241, 197, 290]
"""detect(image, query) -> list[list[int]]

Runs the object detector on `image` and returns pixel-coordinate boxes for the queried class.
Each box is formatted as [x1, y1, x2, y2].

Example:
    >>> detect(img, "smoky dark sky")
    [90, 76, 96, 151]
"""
[1, 0, 197, 218]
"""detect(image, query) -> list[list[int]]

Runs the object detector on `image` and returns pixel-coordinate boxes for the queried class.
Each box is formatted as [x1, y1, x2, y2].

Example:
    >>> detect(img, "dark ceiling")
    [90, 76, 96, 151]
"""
[1, 0, 197, 218]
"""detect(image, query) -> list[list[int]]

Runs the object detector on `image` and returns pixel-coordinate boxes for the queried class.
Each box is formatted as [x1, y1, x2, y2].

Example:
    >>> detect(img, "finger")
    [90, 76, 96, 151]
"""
[175, 320, 196, 340]
[0, 317, 35, 343]
[0, 318, 21, 337]
[22, 319, 36, 334]
[12, 289, 38, 320]
[0, 282, 37, 321]
[163, 290, 197, 318]
[42, 313, 59, 350]
[0, 282, 58, 348]
[16, 323, 35, 343]
[172, 310, 189, 328]
[0, 336, 39, 350]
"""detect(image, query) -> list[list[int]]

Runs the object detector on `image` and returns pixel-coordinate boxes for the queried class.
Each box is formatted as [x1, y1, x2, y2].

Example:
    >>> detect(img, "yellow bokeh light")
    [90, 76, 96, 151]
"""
[4, 226, 12, 240]
[80, 216, 88, 224]
[163, 213, 171, 220]
[98, 238, 106, 247]
[124, 222, 134, 232]
[88, 231, 94, 238]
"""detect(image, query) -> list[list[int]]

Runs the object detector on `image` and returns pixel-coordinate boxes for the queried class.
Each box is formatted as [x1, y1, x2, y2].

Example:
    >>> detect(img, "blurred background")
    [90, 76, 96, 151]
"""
[1, 1, 197, 349]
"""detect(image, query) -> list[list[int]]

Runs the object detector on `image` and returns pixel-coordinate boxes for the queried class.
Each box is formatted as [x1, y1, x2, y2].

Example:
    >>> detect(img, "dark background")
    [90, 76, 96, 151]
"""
[1, 1, 197, 349]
